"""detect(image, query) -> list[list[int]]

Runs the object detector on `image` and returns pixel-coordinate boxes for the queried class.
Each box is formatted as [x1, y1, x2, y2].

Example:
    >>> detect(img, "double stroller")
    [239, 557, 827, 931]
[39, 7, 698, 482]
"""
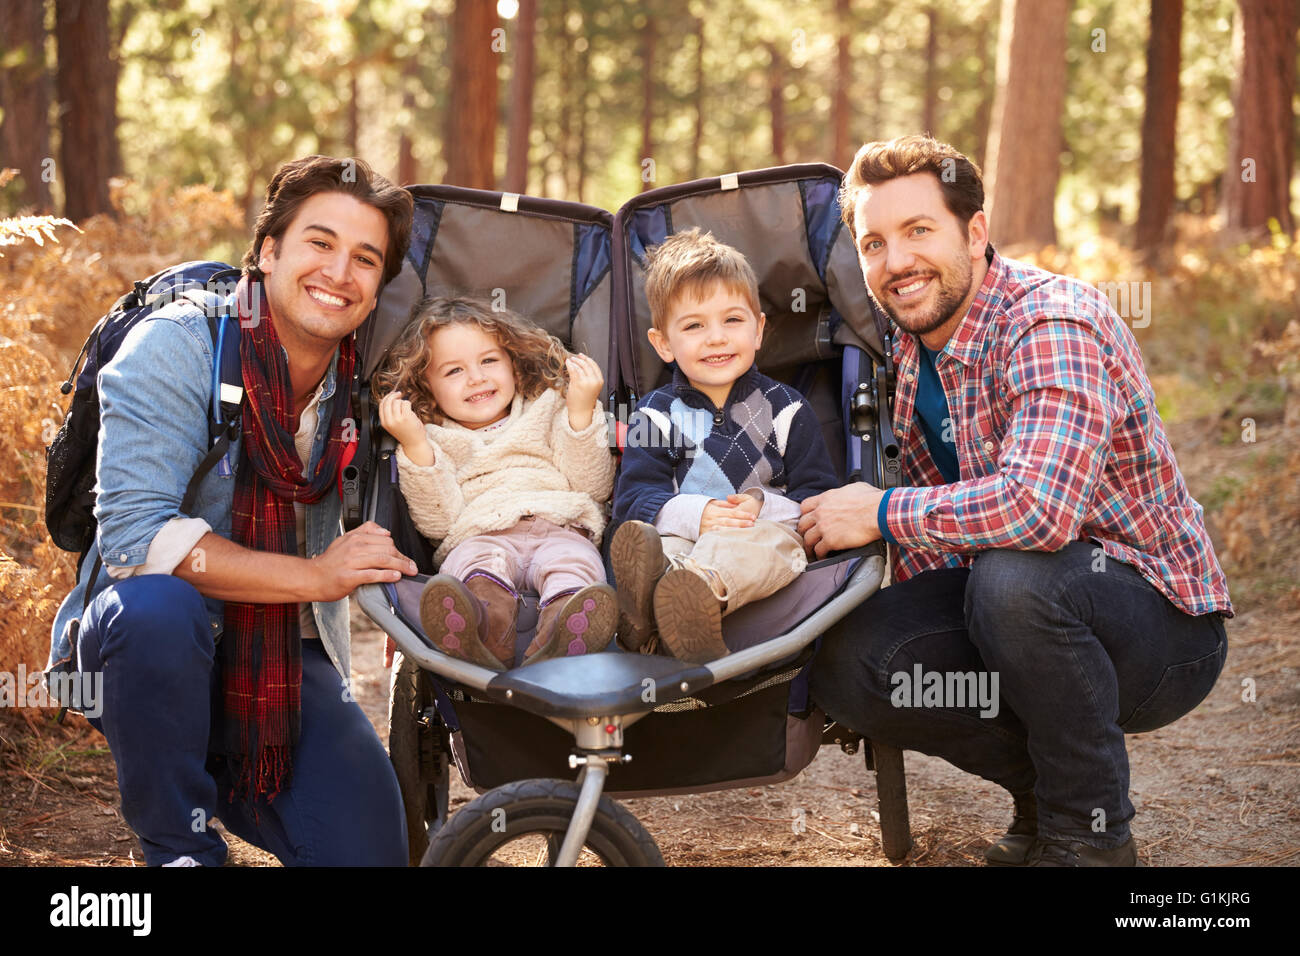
[349, 164, 912, 866]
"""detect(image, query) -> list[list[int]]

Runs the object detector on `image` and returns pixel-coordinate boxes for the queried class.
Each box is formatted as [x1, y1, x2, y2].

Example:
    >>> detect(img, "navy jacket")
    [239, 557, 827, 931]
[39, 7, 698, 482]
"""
[613, 364, 838, 528]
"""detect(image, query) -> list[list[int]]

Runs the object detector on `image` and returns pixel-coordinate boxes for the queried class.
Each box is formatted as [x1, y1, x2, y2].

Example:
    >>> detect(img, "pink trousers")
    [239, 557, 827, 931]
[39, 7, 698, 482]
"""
[438, 517, 606, 604]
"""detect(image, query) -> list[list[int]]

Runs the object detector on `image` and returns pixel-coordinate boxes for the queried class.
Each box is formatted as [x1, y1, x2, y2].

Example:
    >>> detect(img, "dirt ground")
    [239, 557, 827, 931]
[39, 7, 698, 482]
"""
[2, 421, 1297, 867]
[3, 601, 1294, 868]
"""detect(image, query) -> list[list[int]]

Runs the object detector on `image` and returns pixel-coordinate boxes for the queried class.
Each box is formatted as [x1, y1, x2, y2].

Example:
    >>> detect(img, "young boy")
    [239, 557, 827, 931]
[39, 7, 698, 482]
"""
[611, 228, 838, 663]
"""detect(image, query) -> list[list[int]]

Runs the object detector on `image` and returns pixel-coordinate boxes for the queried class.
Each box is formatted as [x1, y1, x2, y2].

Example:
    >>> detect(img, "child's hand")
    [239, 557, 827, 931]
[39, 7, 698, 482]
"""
[378, 391, 434, 464]
[565, 353, 604, 430]
[699, 495, 759, 535]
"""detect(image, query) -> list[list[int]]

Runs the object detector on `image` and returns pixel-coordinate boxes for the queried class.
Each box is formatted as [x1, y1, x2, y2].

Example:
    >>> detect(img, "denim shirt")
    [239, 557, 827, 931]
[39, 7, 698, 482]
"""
[47, 299, 352, 681]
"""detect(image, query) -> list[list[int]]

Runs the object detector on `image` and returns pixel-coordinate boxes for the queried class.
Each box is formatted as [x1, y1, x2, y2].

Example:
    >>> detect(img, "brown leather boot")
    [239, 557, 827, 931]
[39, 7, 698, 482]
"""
[464, 570, 520, 669]
[524, 584, 617, 664]
[418, 574, 507, 672]
[984, 790, 1038, 866]
[610, 520, 669, 651]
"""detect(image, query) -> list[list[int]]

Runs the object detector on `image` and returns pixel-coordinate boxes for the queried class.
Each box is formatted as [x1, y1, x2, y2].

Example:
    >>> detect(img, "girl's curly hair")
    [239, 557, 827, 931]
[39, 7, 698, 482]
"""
[373, 295, 571, 424]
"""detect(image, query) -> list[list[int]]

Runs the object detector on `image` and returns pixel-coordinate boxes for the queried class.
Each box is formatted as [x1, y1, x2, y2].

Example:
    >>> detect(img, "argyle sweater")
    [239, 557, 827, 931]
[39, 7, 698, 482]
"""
[613, 365, 837, 528]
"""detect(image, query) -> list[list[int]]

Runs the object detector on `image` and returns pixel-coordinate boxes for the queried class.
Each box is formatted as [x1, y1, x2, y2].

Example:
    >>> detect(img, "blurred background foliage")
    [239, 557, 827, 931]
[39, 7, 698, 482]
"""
[1, 0, 1291, 232]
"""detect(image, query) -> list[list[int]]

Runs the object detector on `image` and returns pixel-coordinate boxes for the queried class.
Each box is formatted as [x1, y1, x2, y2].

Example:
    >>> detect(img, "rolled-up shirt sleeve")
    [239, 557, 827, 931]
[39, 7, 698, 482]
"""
[104, 516, 213, 579]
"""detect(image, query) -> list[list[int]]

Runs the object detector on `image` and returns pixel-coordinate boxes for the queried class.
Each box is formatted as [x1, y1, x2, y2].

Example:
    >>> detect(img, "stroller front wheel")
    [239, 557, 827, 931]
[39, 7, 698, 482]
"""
[422, 778, 664, 867]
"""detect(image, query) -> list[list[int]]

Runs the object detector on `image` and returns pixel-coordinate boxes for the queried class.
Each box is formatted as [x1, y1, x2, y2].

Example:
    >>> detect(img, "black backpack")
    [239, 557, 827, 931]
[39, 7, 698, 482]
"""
[45, 261, 247, 585]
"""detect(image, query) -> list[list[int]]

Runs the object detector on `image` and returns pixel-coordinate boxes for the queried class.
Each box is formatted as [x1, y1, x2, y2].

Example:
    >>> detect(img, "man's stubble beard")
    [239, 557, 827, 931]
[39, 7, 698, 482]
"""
[874, 251, 973, 337]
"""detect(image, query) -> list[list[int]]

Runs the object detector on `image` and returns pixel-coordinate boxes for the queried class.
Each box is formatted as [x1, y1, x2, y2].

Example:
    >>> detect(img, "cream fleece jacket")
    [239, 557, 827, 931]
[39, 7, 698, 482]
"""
[394, 388, 616, 563]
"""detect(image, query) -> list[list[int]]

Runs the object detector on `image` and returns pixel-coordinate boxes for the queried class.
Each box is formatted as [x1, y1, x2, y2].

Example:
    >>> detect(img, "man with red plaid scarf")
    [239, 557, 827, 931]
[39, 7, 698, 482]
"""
[801, 136, 1232, 867]
[49, 156, 416, 866]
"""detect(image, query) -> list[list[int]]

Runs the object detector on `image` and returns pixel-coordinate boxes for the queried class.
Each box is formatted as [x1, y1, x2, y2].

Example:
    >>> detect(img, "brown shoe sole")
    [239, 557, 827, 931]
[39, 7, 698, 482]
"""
[610, 521, 664, 651]
[525, 584, 618, 664]
[418, 575, 506, 672]
[654, 569, 727, 664]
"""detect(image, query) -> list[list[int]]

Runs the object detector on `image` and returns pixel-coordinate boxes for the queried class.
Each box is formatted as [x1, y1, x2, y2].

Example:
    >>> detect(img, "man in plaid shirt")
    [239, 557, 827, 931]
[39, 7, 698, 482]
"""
[801, 136, 1231, 867]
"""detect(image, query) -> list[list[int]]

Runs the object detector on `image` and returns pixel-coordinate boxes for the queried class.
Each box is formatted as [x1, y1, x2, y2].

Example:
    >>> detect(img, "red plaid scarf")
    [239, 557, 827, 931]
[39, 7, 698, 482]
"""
[221, 277, 355, 802]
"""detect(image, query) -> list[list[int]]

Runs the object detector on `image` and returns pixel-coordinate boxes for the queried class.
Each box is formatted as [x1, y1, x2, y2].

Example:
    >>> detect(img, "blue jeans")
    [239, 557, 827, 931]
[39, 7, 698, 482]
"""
[77, 575, 407, 866]
[810, 543, 1228, 848]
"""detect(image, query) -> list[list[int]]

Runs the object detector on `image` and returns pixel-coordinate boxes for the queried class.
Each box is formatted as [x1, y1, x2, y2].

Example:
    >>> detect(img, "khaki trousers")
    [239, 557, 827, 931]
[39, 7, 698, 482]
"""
[660, 519, 807, 614]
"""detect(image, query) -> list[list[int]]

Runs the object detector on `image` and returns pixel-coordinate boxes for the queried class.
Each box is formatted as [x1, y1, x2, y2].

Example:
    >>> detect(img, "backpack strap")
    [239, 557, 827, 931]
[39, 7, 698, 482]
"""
[179, 287, 243, 515]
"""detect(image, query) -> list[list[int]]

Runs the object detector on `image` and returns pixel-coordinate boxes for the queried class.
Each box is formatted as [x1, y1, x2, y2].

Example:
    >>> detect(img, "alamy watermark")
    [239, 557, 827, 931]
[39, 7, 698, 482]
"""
[1044, 279, 1151, 329]
[605, 404, 710, 457]
[1094, 280, 1151, 329]
[890, 665, 1000, 718]
[49, 886, 150, 936]
[0, 665, 103, 718]
[141, 276, 262, 328]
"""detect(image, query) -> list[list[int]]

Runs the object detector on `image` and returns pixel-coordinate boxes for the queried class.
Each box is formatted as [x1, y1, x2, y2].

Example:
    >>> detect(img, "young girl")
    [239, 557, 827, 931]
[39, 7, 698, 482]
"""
[376, 295, 617, 671]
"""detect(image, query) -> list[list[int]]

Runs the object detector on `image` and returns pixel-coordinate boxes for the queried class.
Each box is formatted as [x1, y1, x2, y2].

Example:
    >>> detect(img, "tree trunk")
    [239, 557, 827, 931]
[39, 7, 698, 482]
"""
[922, 4, 938, 136]
[398, 50, 420, 184]
[347, 69, 360, 157]
[1135, 0, 1183, 251]
[983, 0, 1070, 249]
[576, 31, 589, 202]
[768, 43, 786, 165]
[557, 0, 572, 198]
[55, 0, 114, 221]
[1220, 0, 1296, 234]
[832, 0, 852, 169]
[639, 13, 656, 190]
[972, 6, 995, 168]
[104, 48, 123, 179]
[0, 0, 54, 212]
[443, 0, 500, 190]
[232, 19, 258, 219]
[864, 42, 882, 152]
[105, 0, 138, 180]
[503, 0, 537, 193]
[690, 15, 705, 180]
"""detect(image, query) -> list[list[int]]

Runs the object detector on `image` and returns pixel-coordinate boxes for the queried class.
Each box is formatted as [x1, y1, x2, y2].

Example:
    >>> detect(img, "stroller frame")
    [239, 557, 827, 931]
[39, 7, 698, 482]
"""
[356, 164, 913, 866]
[358, 546, 892, 864]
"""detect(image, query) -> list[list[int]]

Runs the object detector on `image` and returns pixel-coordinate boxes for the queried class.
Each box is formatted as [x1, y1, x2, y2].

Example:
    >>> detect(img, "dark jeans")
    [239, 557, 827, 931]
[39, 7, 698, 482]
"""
[810, 542, 1228, 848]
[77, 575, 406, 866]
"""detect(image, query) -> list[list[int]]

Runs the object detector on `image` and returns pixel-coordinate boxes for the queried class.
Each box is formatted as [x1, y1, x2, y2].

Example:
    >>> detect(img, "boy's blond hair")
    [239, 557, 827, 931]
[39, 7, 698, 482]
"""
[644, 228, 761, 332]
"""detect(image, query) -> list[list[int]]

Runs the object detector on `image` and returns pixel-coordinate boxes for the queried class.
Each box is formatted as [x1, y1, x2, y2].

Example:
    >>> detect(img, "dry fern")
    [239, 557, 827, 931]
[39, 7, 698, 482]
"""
[0, 215, 82, 255]
[0, 180, 243, 674]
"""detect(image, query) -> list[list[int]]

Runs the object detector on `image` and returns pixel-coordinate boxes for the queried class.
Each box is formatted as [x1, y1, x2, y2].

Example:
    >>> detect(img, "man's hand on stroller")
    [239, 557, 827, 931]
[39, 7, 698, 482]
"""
[798, 483, 884, 558]
[310, 521, 418, 602]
